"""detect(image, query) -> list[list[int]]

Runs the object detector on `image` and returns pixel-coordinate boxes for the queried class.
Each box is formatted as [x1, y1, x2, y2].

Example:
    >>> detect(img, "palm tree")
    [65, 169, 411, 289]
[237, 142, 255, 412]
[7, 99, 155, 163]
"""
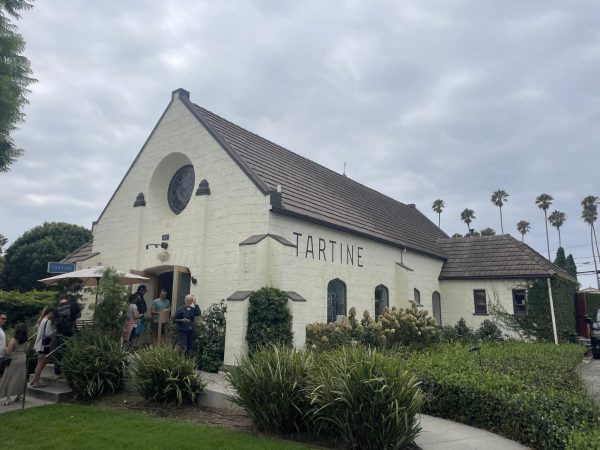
[516, 220, 530, 242]
[535, 193, 553, 260]
[582, 195, 599, 288]
[490, 189, 509, 234]
[431, 199, 445, 228]
[460, 208, 475, 235]
[547, 210, 566, 248]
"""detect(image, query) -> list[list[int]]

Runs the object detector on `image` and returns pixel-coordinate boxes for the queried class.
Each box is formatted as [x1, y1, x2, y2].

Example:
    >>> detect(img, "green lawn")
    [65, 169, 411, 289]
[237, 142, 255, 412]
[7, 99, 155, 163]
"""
[0, 404, 312, 450]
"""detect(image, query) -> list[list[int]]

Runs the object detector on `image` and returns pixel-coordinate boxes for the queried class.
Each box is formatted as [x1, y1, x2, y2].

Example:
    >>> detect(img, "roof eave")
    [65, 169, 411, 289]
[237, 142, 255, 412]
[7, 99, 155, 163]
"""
[180, 97, 271, 195]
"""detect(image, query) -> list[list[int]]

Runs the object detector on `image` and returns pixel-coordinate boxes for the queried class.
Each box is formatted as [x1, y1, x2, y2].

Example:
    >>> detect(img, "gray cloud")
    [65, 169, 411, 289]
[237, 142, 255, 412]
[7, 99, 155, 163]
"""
[1, 0, 599, 286]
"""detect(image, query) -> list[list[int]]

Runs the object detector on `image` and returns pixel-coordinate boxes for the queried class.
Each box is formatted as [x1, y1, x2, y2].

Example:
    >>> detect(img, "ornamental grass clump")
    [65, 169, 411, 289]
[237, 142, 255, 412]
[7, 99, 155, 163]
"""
[226, 345, 312, 434]
[130, 342, 205, 406]
[307, 346, 425, 449]
[62, 329, 128, 401]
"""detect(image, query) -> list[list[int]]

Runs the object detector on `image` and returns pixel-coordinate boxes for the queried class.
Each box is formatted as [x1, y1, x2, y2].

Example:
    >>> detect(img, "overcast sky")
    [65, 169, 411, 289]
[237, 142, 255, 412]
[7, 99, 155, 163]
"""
[1, 1, 599, 287]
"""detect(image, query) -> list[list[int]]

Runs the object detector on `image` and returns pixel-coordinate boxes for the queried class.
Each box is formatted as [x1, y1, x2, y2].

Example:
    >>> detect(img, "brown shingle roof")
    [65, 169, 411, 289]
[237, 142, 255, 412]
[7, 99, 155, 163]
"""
[186, 100, 449, 259]
[437, 235, 573, 280]
[60, 240, 98, 264]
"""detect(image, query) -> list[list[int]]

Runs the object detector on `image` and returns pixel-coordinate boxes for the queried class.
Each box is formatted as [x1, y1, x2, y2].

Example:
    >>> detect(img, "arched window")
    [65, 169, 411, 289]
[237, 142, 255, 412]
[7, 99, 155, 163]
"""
[327, 279, 347, 323]
[432, 291, 442, 326]
[413, 288, 421, 305]
[374, 284, 389, 317]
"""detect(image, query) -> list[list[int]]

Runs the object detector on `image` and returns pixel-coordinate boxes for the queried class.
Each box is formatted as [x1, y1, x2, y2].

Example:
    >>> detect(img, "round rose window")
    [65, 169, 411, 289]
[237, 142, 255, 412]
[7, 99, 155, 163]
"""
[167, 165, 195, 214]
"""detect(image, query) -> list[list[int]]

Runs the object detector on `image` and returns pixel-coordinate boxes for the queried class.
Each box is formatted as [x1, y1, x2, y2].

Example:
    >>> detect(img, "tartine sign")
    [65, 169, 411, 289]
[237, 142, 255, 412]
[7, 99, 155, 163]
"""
[47, 262, 76, 274]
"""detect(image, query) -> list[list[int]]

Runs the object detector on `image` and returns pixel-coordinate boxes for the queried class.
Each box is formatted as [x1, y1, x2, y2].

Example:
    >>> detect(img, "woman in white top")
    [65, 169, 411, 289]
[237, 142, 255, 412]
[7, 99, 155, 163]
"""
[30, 306, 54, 388]
[123, 294, 142, 345]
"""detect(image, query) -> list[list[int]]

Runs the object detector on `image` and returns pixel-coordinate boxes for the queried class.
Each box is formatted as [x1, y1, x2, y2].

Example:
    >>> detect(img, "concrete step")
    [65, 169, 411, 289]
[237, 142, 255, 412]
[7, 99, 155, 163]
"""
[27, 364, 72, 402]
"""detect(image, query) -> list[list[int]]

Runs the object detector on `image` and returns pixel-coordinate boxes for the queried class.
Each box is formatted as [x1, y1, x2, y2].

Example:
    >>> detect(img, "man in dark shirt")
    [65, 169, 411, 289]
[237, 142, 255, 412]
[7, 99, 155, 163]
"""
[54, 293, 81, 375]
[133, 285, 148, 337]
[174, 294, 201, 355]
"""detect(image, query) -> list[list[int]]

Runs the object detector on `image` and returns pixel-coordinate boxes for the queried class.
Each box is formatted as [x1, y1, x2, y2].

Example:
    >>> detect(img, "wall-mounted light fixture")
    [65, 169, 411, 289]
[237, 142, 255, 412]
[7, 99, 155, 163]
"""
[191, 277, 198, 285]
[146, 242, 168, 250]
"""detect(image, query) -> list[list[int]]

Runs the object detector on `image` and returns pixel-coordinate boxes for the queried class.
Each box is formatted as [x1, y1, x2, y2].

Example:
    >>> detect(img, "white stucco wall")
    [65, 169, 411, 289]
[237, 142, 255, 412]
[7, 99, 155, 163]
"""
[264, 214, 445, 349]
[439, 278, 529, 329]
[91, 93, 272, 344]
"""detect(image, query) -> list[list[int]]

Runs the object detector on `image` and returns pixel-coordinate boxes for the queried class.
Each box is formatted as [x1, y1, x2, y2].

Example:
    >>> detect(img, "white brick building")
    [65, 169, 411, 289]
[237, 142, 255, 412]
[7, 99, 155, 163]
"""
[67, 89, 572, 365]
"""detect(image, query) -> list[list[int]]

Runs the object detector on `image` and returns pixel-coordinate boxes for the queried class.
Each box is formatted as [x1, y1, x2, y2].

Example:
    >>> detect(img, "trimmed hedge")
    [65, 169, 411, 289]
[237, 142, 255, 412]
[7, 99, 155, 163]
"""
[0, 290, 55, 326]
[246, 287, 292, 354]
[400, 342, 596, 449]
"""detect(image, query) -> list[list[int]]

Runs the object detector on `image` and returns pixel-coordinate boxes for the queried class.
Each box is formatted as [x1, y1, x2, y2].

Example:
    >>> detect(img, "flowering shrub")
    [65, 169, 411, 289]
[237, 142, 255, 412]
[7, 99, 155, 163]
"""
[306, 302, 437, 350]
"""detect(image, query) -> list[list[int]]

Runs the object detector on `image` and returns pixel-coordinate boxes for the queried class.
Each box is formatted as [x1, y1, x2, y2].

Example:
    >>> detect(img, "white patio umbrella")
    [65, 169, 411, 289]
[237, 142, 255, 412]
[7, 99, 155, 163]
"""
[39, 266, 150, 309]
[39, 266, 149, 287]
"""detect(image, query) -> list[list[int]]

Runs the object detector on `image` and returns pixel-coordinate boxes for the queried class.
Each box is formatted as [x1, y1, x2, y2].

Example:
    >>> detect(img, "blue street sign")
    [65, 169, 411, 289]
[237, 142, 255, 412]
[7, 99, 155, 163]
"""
[47, 262, 76, 274]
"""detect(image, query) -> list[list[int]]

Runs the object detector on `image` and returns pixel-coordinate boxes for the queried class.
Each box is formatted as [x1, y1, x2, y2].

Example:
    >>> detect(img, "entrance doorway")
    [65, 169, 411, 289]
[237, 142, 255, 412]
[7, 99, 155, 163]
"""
[139, 265, 192, 317]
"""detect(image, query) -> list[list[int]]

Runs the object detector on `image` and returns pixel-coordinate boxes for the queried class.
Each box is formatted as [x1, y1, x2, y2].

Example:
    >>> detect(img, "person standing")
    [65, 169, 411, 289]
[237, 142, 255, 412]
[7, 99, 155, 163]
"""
[151, 289, 171, 339]
[0, 312, 6, 358]
[133, 285, 148, 338]
[53, 294, 81, 376]
[123, 294, 142, 346]
[31, 306, 54, 388]
[173, 295, 200, 355]
[0, 324, 28, 405]
[0, 312, 7, 377]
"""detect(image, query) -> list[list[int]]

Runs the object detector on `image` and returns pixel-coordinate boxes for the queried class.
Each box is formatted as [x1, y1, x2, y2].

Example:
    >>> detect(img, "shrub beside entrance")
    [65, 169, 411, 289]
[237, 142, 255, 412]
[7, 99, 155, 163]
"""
[62, 330, 128, 401]
[131, 342, 205, 406]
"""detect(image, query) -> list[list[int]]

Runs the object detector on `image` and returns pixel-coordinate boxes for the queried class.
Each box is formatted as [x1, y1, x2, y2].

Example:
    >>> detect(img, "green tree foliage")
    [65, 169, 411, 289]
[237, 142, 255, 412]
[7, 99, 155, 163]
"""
[490, 189, 509, 234]
[565, 254, 577, 277]
[451, 233, 463, 238]
[92, 267, 127, 337]
[460, 208, 475, 234]
[0, 0, 36, 172]
[0, 289, 54, 326]
[548, 210, 566, 248]
[0, 233, 8, 254]
[581, 195, 600, 287]
[480, 227, 496, 236]
[246, 287, 292, 354]
[535, 193, 554, 259]
[431, 199, 444, 228]
[554, 247, 567, 269]
[516, 220, 530, 242]
[2, 222, 92, 291]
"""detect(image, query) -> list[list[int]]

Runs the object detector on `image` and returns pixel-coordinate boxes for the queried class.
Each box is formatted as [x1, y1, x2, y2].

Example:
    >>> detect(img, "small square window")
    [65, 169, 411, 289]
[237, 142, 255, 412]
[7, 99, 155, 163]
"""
[474, 290, 487, 315]
[513, 289, 527, 316]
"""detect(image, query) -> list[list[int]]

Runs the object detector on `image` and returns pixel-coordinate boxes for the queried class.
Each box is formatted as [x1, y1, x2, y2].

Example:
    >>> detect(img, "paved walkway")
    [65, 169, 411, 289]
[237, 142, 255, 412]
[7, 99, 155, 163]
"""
[580, 356, 600, 406]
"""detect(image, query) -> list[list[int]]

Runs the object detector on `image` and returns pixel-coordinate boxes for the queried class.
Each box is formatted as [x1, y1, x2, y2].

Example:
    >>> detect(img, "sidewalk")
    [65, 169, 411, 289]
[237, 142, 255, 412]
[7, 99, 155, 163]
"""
[0, 396, 53, 414]
[580, 356, 600, 406]
[416, 415, 527, 449]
